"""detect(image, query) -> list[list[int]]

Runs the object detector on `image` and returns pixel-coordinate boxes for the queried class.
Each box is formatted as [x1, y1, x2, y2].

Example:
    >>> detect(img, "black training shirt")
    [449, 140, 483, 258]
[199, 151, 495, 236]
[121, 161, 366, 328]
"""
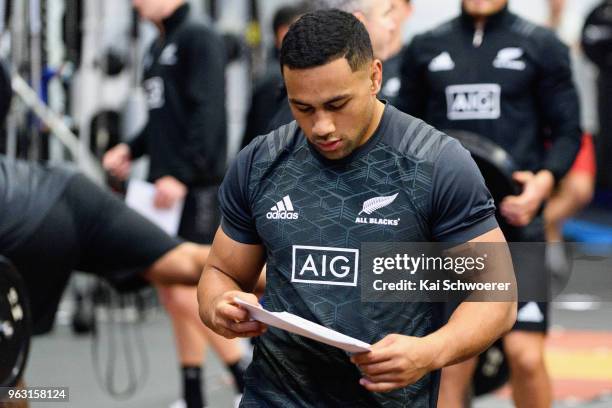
[396, 5, 581, 182]
[128, 4, 227, 186]
[0, 155, 76, 252]
[219, 104, 497, 407]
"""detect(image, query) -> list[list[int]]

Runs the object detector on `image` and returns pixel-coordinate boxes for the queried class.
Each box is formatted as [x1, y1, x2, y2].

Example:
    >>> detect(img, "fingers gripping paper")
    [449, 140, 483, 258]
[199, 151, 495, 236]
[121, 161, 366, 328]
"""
[234, 298, 371, 353]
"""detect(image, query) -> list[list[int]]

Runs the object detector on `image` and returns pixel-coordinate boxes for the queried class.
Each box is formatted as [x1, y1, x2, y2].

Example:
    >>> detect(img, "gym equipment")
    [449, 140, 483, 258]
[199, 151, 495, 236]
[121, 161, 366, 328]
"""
[0, 256, 31, 396]
[473, 339, 510, 396]
[582, 0, 612, 189]
[11, 72, 105, 184]
[98, 48, 127, 77]
[582, 1, 612, 69]
[445, 129, 520, 201]
[90, 280, 150, 399]
[0, 59, 11, 125]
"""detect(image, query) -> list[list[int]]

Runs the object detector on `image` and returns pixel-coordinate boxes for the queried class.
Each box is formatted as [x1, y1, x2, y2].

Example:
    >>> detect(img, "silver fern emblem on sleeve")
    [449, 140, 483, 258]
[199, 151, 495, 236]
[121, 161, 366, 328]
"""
[359, 193, 399, 215]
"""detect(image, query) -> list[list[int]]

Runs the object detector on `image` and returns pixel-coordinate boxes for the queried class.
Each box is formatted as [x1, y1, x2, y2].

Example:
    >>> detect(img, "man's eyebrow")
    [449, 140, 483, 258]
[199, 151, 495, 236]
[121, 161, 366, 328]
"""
[289, 94, 351, 106]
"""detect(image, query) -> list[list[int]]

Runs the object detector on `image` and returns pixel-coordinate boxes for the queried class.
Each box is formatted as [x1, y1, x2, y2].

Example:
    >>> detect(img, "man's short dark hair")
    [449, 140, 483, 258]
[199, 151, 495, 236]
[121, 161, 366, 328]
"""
[280, 9, 374, 72]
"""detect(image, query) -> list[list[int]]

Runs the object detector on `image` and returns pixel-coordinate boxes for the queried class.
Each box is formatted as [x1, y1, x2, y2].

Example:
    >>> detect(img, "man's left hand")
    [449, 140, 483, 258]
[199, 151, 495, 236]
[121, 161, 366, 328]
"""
[351, 334, 436, 393]
[154, 176, 187, 209]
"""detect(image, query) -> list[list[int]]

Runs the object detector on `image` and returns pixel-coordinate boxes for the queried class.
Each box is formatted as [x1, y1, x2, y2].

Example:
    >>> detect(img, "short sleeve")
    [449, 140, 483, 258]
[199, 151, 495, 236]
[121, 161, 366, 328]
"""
[218, 144, 261, 244]
[430, 139, 498, 242]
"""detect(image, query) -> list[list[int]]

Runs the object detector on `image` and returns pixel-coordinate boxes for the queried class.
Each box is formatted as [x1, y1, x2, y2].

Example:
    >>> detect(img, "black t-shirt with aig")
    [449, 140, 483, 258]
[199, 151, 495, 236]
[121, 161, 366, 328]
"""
[219, 104, 497, 407]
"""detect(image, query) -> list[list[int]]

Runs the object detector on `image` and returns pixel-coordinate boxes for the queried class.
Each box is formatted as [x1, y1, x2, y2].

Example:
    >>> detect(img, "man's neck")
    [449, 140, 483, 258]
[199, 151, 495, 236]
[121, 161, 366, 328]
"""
[153, 0, 184, 32]
[474, 18, 486, 30]
[359, 99, 385, 147]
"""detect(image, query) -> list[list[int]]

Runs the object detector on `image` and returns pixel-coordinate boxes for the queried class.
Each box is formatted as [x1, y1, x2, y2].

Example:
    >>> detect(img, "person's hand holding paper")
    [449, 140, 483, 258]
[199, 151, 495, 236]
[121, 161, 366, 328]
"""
[351, 334, 438, 393]
[203, 292, 267, 339]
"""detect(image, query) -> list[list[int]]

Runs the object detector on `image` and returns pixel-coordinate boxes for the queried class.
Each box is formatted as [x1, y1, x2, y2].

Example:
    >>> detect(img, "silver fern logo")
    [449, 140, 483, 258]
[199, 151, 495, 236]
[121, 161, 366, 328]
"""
[356, 193, 401, 226]
[359, 193, 399, 215]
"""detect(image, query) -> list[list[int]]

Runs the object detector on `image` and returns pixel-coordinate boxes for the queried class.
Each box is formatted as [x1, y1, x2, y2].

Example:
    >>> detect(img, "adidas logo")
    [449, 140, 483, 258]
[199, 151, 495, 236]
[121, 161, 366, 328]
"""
[517, 302, 544, 323]
[266, 195, 299, 220]
[429, 52, 455, 72]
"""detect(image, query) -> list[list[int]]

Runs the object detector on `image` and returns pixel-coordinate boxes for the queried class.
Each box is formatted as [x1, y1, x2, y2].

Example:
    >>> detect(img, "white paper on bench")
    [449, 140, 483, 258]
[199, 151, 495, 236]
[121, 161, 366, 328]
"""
[234, 297, 371, 353]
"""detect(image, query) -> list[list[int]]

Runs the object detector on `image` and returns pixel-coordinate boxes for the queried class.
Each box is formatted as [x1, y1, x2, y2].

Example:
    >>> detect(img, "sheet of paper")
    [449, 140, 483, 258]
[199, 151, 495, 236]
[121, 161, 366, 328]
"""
[234, 298, 371, 353]
[125, 179, 184, 236]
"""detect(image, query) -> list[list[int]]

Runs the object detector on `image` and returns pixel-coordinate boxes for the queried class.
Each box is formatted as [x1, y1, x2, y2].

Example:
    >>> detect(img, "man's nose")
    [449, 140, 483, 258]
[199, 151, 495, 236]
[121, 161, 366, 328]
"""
[312, 112, 336, 137]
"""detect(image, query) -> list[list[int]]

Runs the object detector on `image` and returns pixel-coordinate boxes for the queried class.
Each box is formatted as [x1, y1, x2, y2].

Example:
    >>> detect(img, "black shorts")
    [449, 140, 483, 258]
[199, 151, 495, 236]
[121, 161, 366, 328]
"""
[5, 173, 180, 334]
[510, 216, 549, 333]
[178, 185, 221, 244]
[514, 301, 549, 332]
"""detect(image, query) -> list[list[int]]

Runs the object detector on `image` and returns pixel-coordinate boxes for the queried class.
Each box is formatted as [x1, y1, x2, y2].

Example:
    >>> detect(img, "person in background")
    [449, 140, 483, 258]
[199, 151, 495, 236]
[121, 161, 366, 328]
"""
[0, 154, 214, 394]
[548, 0, 565, 29]
[380, 0, 413, 102]
[544, 132, 595, 266]
[103, 1, 246, 407]
[396, 0, 582, 406]
[241, 2, 312, 149]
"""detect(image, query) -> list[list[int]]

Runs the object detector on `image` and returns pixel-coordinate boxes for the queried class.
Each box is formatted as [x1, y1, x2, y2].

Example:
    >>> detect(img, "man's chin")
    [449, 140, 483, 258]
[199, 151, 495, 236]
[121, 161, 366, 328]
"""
[317, 148, 349, 160]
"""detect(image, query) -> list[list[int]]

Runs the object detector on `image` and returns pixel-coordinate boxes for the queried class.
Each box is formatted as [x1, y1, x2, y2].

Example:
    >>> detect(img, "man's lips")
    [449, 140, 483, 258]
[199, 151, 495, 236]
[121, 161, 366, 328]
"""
[316, 140, 342, 152]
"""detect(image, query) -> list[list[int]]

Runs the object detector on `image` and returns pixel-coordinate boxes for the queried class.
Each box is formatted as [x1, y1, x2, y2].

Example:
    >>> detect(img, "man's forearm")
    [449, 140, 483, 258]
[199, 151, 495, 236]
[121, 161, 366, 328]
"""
[534, 169, 555, 201]
[427, 301, 516, 370]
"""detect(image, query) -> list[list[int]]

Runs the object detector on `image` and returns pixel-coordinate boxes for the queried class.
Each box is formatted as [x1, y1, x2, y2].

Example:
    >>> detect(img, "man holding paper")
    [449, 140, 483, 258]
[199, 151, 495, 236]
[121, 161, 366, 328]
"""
[198, 10, 516, 407]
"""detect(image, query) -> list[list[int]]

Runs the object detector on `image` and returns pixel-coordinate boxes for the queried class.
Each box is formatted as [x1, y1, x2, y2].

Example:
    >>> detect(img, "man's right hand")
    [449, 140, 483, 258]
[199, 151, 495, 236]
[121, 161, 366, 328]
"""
[208, 291, 267, 339]
[103, 143, 132, 181]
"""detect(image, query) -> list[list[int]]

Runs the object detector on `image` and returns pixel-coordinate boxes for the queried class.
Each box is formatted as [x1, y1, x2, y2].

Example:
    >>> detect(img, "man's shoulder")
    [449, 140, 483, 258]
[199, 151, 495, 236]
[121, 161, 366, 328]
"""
[412, 18, 460, 46]
[177, 18, 223, 47]
[506, 13, 563, 47]
[241, 121, 302, 164]
[382, 106, 455, 163]
[501, 13, 568, 64]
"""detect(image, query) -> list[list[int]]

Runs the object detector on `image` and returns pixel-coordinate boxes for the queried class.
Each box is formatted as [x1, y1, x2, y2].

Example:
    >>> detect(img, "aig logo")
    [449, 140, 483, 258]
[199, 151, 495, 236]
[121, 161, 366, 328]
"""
[446, 84, 501, 120]
[291, 246, 359, 287]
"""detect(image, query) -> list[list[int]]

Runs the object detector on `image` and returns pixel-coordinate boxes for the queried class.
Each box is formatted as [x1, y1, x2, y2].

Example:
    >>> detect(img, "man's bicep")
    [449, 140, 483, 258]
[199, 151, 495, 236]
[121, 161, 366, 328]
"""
[468, 227, 505, 243]
[467, 226, 517, 304]
[207, 227, 266, 292]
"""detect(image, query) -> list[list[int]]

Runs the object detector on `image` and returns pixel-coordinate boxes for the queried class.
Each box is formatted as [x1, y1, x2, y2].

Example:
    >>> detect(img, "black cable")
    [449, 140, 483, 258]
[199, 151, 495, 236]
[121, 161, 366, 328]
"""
[91, 281, 149, 400]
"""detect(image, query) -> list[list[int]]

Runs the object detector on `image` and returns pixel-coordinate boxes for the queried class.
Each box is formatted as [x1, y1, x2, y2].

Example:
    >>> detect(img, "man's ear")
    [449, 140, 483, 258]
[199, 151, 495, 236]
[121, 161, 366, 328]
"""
[370, 59, 383, 95]
[352, 11, 367, 25]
